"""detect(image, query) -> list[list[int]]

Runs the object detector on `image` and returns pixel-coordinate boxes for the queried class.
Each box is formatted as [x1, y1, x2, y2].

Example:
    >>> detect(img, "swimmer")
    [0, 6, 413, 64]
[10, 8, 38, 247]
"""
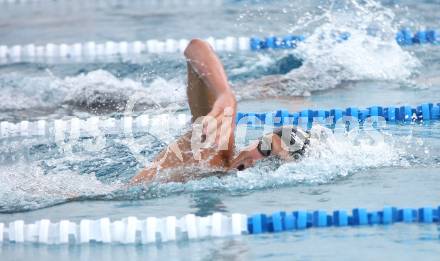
[131, 39, 309, 184]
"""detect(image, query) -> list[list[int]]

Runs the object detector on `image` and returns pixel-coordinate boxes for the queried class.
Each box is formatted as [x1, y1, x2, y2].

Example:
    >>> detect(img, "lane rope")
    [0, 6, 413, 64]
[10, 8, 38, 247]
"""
[0, 29, 437, 63]
[0, 102, 438, 139]
[1, 205, 438, 245]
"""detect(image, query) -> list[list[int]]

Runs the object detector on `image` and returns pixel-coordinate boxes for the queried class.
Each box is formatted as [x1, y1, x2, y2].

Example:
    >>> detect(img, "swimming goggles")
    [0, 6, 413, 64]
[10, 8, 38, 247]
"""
[256, 126, 310, 158]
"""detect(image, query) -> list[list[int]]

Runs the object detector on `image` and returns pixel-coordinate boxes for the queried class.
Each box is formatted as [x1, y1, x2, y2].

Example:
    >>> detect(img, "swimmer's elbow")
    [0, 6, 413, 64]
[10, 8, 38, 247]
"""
[184, 39, 212, 58]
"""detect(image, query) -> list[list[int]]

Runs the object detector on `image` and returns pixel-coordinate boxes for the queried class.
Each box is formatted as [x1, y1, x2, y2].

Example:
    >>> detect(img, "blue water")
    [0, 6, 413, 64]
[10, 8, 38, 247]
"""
[1, 0, 440, 260]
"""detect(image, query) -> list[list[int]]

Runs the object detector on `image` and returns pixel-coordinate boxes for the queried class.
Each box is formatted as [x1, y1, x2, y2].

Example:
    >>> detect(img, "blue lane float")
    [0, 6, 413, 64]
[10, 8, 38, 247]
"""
[396, 29, 439, 46]
[247, 205, 440, 235]
[250, 29, 439, 51]
[235, 102, 440, 128]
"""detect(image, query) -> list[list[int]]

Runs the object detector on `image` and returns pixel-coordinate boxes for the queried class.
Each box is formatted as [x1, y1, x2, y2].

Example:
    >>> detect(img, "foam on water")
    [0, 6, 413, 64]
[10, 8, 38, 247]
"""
[62, 70, 187, 111]
[0, 162, 119, 213]
[0, 69, 187, 115]
[238, 0, 420, 98]
[5, 122, 435, 213]
[150, 126, 411, 195]
[119, 122, 439, 199]
[0, 71, 66, 111]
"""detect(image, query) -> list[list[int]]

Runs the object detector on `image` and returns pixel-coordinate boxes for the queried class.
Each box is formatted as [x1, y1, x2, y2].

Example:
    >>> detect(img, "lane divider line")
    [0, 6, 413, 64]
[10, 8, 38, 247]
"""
[0, 102, 438, 140]
[1, 205, 438, 245]
[0, 29, 438, 63]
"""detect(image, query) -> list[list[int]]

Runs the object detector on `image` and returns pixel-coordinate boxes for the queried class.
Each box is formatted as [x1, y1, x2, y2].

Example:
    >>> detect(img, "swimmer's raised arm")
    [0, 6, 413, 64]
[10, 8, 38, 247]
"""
[131, 39, 237, 184]
[184, 39, 236, 123]
[130, 39, 311, 185]
[184, 39, 237, 162]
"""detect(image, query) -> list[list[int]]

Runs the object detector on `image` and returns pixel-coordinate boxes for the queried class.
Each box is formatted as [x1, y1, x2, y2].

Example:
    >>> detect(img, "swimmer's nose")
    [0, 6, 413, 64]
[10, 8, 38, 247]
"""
[237, 164, 245, 171]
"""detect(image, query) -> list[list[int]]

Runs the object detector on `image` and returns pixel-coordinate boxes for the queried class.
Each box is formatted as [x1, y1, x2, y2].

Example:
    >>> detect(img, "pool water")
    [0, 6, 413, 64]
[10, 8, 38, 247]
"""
[1, 0, 440, 260]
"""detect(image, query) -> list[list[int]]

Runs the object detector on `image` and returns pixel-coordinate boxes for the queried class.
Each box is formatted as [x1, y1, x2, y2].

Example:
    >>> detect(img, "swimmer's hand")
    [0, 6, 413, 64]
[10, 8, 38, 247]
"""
[207, 91, 236, 124]
[203, 91, 236, 149]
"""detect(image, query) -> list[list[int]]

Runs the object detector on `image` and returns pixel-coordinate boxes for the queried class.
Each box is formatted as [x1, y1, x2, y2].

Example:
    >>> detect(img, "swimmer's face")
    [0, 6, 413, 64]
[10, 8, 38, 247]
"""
[230, 142, 265, 171]
[231, 134, 295, 170]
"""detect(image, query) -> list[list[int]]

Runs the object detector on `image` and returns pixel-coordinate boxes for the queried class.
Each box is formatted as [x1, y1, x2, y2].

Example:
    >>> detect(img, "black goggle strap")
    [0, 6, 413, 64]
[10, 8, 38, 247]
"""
[257, 127, 310, 157]
[257, 126, 311, 158]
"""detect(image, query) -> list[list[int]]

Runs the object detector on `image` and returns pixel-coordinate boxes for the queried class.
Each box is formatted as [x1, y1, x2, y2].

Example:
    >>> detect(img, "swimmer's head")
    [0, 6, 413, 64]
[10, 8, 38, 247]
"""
[231, 126, 310, 171]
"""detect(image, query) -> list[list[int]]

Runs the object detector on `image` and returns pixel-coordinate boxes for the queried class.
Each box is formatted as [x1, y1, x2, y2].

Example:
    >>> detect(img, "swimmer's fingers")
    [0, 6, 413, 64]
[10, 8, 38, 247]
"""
[203, 114, 232, 147]
[201, 115, 219, 141]
[205, 106, 235, 139]
[203, 105, 222, 134]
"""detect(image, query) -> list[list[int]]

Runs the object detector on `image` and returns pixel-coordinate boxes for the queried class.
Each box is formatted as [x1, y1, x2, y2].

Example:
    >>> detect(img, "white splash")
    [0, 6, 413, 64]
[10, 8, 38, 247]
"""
[62, 70, 187, 110]
[155, 126, 410, 194]
[239, 0, 420, 98]
[0, 69, 187, 112]
[0, 162, 120, 212]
